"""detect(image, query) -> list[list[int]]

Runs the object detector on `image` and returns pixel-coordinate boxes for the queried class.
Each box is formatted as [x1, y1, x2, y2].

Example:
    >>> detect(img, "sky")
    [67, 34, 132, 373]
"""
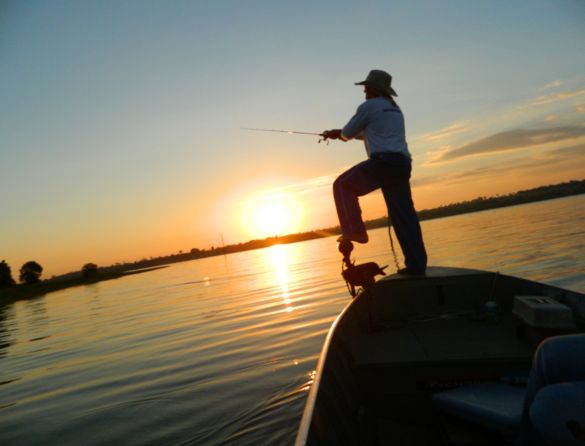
[1, 0, 584, 278]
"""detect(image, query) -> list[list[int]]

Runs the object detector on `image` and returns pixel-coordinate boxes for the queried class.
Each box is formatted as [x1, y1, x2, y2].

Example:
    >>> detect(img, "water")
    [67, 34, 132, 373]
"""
[1, 195, 584, 445]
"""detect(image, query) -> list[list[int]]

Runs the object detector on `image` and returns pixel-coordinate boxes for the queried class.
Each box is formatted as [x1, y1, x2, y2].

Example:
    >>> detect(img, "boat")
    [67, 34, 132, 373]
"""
[295, 258, 585, 445]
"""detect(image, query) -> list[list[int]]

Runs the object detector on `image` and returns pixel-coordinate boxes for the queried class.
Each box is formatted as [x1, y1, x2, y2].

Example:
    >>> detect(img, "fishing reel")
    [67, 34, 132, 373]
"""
[320, 129, 344, 145]
[338, 240, 387, 297]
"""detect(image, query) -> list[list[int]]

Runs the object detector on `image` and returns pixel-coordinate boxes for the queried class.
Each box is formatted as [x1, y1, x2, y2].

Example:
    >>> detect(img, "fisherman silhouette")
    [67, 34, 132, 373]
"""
[322, 69, 427, 275]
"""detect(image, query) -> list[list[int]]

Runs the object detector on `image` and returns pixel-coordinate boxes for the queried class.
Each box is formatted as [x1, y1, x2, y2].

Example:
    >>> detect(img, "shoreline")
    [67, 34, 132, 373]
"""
[0, 266, 168, 304]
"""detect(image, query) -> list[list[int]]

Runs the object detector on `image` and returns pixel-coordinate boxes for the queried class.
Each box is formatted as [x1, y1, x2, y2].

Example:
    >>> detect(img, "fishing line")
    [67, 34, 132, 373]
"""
[387, 221, 400, 272]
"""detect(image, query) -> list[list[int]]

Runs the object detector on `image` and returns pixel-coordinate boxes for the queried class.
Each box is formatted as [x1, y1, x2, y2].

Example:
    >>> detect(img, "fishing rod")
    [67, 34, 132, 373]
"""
[241, 127, 330, 143]
[241, 127, 323, 136]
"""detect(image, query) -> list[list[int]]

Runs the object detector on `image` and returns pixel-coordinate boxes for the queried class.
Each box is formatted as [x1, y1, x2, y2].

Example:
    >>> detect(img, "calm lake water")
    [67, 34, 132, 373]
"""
[1, 195, 585, 445]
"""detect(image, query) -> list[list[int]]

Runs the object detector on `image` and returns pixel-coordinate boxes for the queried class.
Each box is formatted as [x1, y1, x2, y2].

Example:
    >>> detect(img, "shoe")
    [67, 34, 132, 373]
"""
[397, 268, 426, 276]
[337, 233, 369, 244]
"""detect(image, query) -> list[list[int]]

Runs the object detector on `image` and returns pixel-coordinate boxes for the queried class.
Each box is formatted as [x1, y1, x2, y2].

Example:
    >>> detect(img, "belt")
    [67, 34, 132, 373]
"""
[370, 152, 410, 162]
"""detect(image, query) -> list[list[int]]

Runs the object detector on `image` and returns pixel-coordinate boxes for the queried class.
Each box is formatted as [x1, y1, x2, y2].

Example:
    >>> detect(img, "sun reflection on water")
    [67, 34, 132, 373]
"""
[266, 244, 294, 312]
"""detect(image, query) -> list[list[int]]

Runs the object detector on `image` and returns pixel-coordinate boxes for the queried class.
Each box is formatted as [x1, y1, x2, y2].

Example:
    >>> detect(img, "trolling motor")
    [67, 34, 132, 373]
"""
[338, 240, 387, 297]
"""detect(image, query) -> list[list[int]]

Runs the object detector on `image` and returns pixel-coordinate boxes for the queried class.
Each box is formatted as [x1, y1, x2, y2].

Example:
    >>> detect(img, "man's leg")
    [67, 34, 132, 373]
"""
[333, 159, 382, 242]
[381, 165, 427, 272]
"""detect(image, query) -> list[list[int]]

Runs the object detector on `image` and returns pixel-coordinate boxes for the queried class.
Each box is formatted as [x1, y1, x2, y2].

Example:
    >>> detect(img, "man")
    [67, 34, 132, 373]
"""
[322, 69, 427, 275]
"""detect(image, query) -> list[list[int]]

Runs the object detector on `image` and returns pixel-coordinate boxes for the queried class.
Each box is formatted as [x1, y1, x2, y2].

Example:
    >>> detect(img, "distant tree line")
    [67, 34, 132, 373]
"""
[0, 260, 44, 287]
[0, 260, 15, 287]
[420, 179, 585, 221]
[365, 179, 585, 230]
[81, 262, 98, 278]
[0, 260, 100, 289]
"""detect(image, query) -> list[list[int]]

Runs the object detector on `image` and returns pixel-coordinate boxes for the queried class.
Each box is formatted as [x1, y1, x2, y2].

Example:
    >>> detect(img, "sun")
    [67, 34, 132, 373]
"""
[255, 202, 290, 235]
[242, 193, 303, 238]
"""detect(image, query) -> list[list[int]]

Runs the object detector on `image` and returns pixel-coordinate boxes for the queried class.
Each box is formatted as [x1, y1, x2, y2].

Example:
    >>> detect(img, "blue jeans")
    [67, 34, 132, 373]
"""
[333, 153, 427, 271]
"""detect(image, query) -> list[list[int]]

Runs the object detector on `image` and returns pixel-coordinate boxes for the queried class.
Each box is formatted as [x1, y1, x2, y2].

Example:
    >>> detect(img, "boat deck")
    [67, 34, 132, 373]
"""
[347, 312, 534, 445]
[354, 312, 532, 367]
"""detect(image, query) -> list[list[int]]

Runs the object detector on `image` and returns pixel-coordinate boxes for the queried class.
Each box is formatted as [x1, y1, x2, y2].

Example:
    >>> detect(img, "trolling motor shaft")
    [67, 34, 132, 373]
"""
[338, 239, 355, 268]
[338, 240, 387, 297]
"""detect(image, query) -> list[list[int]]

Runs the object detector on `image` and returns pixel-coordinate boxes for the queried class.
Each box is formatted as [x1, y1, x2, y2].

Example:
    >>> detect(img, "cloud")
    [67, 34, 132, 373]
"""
[277, 172, 337, 196]
[431, 125, 585, 163]
[530, 86, 585, 106]
[419, 122, 468, 142]
[413, 167, 489, 188]
[544, 114, 560, 122]
[549, 142, 585, 157]
[416, 142, 585, 187]
[540, 80, 564, 91]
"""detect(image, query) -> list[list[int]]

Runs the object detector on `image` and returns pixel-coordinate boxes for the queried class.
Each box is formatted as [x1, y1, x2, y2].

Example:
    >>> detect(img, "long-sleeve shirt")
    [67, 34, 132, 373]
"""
[341, 97, 411, 159]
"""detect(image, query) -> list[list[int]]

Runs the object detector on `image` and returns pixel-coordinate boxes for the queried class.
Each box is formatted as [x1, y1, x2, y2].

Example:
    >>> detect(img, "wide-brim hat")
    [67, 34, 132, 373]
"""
[355, 69, 397, 97]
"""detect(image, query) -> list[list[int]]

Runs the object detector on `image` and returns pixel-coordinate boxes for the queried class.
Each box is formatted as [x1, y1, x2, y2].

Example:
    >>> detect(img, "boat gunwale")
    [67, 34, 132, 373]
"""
[294, 289, 360, 445]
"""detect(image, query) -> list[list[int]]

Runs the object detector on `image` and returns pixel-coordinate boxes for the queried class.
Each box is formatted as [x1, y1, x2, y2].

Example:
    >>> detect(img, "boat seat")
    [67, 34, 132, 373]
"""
[433, 335, 585, 443]
[432, 382, 525, 435]
[529, 381, 585, 445]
